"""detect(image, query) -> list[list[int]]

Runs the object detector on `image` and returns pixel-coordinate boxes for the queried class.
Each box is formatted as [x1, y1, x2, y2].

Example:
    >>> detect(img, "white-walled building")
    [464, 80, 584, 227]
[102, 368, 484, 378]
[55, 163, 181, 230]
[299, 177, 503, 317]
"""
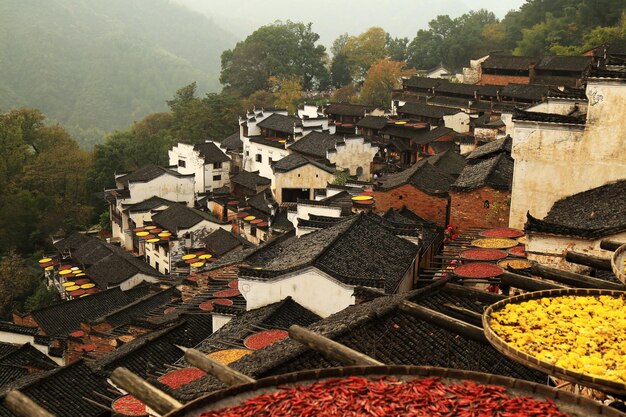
[169, 141, 231, 193]
[237, 213, 419, 317]
[272, 154, 336, 203]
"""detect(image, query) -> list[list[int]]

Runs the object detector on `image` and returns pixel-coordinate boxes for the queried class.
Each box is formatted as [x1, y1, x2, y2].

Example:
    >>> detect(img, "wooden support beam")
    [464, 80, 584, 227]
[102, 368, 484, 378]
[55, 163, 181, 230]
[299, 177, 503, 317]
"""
[184, 348, 255, 386]
[600, 240, 625, 252]
[110, 367, 183, 416]
[5, 391, 55, 417]
[442, 303, 483, 328]
[443, 283, 505, 304]
[288, 325, 383, 366]
[565, 251, 612, 271]
[530, 263, 626, 291]
[500, 271, 566, 292]
[399, 301, 488, 345]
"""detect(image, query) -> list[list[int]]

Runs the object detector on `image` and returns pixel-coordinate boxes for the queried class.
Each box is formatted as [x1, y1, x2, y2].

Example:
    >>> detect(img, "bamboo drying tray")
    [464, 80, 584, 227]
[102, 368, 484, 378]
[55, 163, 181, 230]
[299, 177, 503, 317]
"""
[483, 288, 626, 396]
[611, 243, 626, 284]
[164, 365, 624, 417]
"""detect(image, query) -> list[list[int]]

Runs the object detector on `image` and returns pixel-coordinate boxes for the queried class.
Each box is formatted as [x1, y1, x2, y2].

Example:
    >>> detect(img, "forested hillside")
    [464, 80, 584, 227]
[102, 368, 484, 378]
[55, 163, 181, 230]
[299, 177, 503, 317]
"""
[0, 0, 235, 146]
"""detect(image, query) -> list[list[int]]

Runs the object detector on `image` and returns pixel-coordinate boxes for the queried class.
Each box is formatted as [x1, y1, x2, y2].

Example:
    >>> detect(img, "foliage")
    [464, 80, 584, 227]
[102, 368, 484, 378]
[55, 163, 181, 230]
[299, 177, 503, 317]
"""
[24, 283, 59, 313]
[0, 0, 234, 135]
[331, 84, 360, 104]
[0, 251, 40, 319]
[220, 21, 328, 96]
[0, 109, 93, 254]
[332, 171, 350, 186]
[270, 76, 303, 114]
[342, 27, 390, 80]
[242, 90, 276, 111]
[360, 59, 416, 108]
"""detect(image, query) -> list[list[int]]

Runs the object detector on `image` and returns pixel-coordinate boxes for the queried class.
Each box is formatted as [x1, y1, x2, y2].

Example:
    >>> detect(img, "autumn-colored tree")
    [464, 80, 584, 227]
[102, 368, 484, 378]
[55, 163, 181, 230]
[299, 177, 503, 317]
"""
[331, 83, 360, 104]
[270, 76, 303, 113]
[343, 27, 389, 80]
[360, 59, 416, 108]
[242, 90, 276, 112]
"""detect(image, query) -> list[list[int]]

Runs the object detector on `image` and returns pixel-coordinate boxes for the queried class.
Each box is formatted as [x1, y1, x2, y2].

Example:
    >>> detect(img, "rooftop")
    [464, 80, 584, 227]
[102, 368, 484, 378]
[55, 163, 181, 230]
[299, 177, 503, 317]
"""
[257, 113, 302, 134]
[230, 170, 271, 191]
[356, 115, 388, 130]
[324, 102, 375, 117]
[424, 150, 467, 177]
[193, 142, 231, 164]
[116, 165, 191, 185]
[376, 159, 455, 195]
[219, 131, 243, 151]
[535, 55, 592, 72]
[272, 153, 335, 174]
[203, 228, 254, 257]
[451, 153, 514, 192]
[397, 102, 461, 119]
[288, 131, 343, 159]
[466, 136, 512, 161]
[152, 203, 225, 232]
[481, 55, 537, 71]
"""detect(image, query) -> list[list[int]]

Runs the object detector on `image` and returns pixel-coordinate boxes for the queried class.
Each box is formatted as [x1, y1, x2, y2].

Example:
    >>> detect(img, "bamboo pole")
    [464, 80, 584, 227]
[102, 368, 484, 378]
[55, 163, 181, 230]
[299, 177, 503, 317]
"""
[288, 325, 383, 366]
[110, 367, 183, 416]
[442, 303, 483, 328]
[399, 301, 488, 344]
[443, 283, 506, 303]
[184, 348, 255, 386]
[600, 240, 625, 252]
[500, 271, 566, 292]
[530, 263, 626, 290]
[4, 391, 55, 417]
[565, 251, 612, 271]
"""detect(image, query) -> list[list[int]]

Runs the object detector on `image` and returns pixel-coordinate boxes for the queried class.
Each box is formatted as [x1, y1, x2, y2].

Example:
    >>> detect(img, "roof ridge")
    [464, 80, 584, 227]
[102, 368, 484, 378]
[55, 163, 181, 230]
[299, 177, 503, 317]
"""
[0, 359, 87, 397]
[309, 213, 364, 267]
[90, 286, 175, 324]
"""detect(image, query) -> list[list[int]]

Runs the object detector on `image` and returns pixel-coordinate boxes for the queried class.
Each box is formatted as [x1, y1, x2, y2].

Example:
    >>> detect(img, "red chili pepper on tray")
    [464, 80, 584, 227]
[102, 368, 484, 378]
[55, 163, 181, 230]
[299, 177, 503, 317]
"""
[198, 377, 570, 417]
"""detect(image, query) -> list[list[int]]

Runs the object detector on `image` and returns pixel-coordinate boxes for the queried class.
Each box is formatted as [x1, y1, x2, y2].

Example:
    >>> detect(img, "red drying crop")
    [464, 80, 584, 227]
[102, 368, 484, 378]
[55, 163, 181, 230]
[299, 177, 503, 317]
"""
[460, 249, 508, 261]
[199, 299, 233, 312]
[454, 262, 503, 278]
[213, 289, 241, 298]
[198, 376, 570, 417]
[158, 367, 207, 390]
[244, 330, 288, 350]
[112, 395, 148, 416]
[509, 245, 527, 258]
[228, 279, 238, 289]
[480, 228, 525, 238]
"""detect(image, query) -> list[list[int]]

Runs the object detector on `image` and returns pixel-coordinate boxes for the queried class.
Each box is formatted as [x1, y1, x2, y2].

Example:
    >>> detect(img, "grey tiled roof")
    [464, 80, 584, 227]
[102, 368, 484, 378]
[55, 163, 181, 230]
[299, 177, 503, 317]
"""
[193, 142, 231, 164]
[152, 203, 224, 231]
[203, 228, 253, 257]
[272, 153, 335, 174]
[220, 131, 243, 151]
[376, 159, 455, 195]
[466, 136, 512, 161]
[230, 171, 271, 190]
[324, 102, 374, 117]
[451, 153, 514, 192]
[122, 196, 177, 213]
[257, 113, 302, 133]
[482, 55, 537, 70]
[116, 165, 191, 185]
[526, 179, 626, 239]
[246, 189, 277, 216]
[499, 84, 549, 101]
[397, 102, 461, 118]
[535, 55, 592, 72]
[424, 150, 466, 177]
[287, 131, 341, 158]
[356, 116, 388, 130]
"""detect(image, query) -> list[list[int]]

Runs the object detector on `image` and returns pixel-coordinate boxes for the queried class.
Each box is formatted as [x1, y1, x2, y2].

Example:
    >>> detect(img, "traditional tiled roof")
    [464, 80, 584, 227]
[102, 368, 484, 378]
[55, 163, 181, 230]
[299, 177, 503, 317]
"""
[249, 135, 288, 149]
[324, 103, 374, 117]
[512, 109, 586, 124]
[402, 76, 442, 90]
[257, 113, 302, 133]
[412, 126, 454, 145]
[0, 360, 111, 417]
[193, 142, 230, 164]
[92, 286, 177, 328]
[499, 84, 549, 101]
[288, 131, 342, 158]
[525, 180, 626, 239]
[429, 141, 459, 154]
[376, 159, 455, 195]
[152, 203, 225, 231]
[242, 214, 418, 293]
[220, 131, 243, 151]
[246, 189, 277, 216]
[383, 124, 429, 141]
[451, 153, 514, 192]
[94, 314, 214, 379]
[122, 196, 177, 213]
[230, 171, 271, 191]
[427, 95, 472, 109]
[270, 208, 295, 233]
[203, 228, 253, 257]
[434, 81, 478, 97]
[0, 344, 57, 388]
[424, 150, 467, 177]
[174, 282, 546, 402]
[116, 165, 191, 185]
[356, 116, 388, 130]
[466, 136, 512, 161]
[535, 56, 592, 72]
[54, 233, 162, 288]
[397, 102, 461, 118]
[481, 55, 537, 70]
[272, 153, 335, 174]
[31, 286, 150, 337]
[476, 84, 502, 97]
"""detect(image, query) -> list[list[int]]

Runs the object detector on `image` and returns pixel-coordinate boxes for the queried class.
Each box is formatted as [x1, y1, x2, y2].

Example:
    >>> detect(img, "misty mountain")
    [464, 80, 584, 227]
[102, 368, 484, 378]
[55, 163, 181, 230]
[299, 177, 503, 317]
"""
[0, 0, 236, 133]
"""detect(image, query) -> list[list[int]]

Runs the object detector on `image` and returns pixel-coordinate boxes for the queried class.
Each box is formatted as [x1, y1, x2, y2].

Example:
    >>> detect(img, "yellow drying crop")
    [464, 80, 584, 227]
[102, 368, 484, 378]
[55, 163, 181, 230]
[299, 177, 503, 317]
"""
[490, 295, 626, 383]
[471, 238, 518, 249]
[207, 349, 252, 365]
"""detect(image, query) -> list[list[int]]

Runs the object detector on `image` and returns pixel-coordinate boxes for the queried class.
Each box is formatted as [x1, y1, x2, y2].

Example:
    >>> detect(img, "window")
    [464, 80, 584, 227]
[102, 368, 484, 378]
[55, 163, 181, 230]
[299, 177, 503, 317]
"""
[251, 226, 257, 237]
[178, 159, 186, 168]
[269, 157, 273, 164]
[356, 166, 364, 176]
[164, 268, 169, 275]
[255, 154, 262, 163]
[155, 261, 160, 271]
[213, 175, 222, 181]
[146, 255, 151, 264]
[214, 162, 222, 169]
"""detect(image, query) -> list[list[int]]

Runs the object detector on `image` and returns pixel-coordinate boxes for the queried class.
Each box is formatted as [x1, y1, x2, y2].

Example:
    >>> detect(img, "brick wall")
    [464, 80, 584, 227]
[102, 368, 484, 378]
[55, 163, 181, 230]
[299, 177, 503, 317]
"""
[449, 187, 511, 232]
[373, 184, 449, 226]
[12, 313, 37, 328]
[478, 74, 530, 86]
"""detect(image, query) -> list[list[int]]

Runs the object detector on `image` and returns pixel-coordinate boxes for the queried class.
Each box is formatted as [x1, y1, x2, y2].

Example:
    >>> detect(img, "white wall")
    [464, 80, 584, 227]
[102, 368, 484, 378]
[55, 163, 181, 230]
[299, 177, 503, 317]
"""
[242, 138, 289, 183]
[525, 98, 588, 116]
[0, 333, 64, 365]
[212, 314, 233, 332]
[121, 175, 195, 207]
[169, 142, 230, 193]
[118, 273, 160, 291]
[327, 137, 378, 180]
[294, 204, 342, 236]
[443, 112, 470, 133]
[239, 267, 355, 317]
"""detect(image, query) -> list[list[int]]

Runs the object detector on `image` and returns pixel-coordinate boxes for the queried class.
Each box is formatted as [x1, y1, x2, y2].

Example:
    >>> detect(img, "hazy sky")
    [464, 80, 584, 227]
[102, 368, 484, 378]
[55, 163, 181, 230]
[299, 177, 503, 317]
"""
[174, 0, 526, 47]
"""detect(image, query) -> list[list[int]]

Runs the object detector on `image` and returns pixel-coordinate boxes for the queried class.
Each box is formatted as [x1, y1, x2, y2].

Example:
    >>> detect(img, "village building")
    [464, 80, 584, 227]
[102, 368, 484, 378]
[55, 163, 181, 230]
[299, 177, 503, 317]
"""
[525, 180, 626, 271]
[475, 55, 538, 85]
[272, 153, 336, 203]
[229, 170, 271, 197]
[145, 203, 232, 275]
[416, 63, 454, 80]
[106, 165, 195, 250]
[395, 102, 470, 133]
[422, 149, 467, 178]
[324, 103, 385, 135]
[118, 196, 179, 253]
[236, 189, 277, 244]
[287, 131, 378, 180]
[52, 232, 162, 291]
[449, 137, 514, 232]
[168, 141, 231, 193]
[203, 227, 255, 258]
[356, 115, 388, 141]
[373, 158, 454, 226]
[237, 213, 420, 317]
[297, 103, 335, 134]
[532, 55, 593, 87]
[218, 131, 244, 173]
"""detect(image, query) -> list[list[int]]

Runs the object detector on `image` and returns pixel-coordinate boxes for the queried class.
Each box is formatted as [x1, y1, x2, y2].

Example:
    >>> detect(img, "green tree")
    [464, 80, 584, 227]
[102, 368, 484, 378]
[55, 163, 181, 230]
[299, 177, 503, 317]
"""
[330, 52, 353, 88]
[0, 251, 40, 318]
[270, 76, 303, 113]
[24, 284, 59, 313]
[220, 21, 328, 95]
[343, 27, 389, 79]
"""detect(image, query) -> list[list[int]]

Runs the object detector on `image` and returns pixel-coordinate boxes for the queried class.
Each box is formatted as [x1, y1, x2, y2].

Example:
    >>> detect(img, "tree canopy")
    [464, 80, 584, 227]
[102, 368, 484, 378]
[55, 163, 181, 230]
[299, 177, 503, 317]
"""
[220, 21, 328, 96]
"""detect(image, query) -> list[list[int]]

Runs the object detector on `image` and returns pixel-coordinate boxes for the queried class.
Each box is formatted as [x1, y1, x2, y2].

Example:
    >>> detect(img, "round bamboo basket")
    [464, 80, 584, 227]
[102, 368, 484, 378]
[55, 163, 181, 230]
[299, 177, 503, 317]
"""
[483, 288, 626, 396]
[163, 365, 624, 417]
[611, 243, 626, 284]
